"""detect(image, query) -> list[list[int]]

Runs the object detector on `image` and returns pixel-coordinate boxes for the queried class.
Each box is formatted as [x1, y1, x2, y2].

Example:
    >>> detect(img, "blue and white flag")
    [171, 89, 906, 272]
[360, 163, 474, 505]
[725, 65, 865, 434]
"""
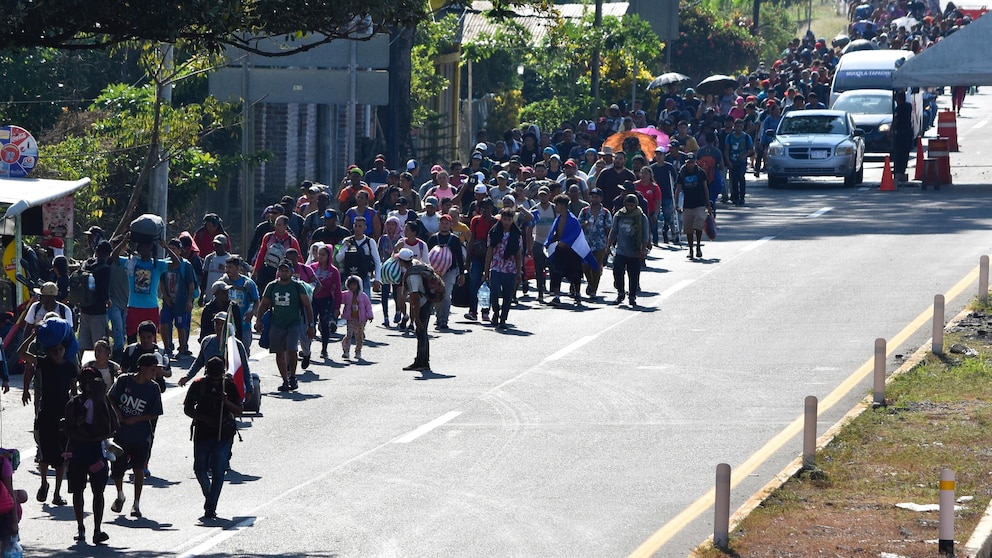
[544, 213, 600, 270]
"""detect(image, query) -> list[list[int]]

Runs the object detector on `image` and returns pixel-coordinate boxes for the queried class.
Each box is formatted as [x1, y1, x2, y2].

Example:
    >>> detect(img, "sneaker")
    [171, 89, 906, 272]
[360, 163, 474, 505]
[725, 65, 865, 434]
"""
[393, 312, 402, 323]
[320, 350, 329, 359]
[464, 312, 477, 321]
[613, 293, 624, 305]
[496, 323, 508, 331]
[300, 353, 310, 369]
[277, 382, 290, 392]
[200, 511, 217, 520]
[629, 297, 637, 307]
[687, 252, 695, 260]
[550, 296, 561, 305]
[94, 531, 110, 545]
[342, 351, 350, 360]
[435, 322, 448, 330]
[399, 316, 409, 329]
[402, 362, 424, 371]
[382, 319, 390, 328]
[289, 376, 299, 391]
[130, 505, 142, 518]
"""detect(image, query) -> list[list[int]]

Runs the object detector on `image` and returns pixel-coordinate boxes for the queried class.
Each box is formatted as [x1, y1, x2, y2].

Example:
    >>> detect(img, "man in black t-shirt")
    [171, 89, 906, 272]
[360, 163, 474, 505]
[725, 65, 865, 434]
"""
[674, 153, 713, 260]
[310, 210, 351, 248]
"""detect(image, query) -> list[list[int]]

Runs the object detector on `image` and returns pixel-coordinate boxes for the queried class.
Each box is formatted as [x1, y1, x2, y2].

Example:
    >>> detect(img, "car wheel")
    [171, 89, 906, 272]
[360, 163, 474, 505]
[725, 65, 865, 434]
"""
[855, 164, 864, 185]
[843, 169, 857, 187]
[768, 174, 786, 189]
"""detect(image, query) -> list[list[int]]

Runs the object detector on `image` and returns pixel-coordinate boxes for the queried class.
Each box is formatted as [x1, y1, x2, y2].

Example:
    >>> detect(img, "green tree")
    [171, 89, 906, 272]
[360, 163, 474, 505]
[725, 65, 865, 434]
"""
[668, 2, 761, 78]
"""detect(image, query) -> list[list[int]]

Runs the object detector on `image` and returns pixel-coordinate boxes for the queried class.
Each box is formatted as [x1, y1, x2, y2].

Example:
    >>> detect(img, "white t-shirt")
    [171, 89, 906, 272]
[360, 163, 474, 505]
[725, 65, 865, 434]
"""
[203, 252, 231, 293]
[27, 301, 74, 327]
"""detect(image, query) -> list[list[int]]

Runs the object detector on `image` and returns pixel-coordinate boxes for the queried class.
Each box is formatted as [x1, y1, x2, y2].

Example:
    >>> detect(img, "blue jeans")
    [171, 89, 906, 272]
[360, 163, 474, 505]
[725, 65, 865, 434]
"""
[489, 270, 515, 324]
[468, 256, 485, 314]
[730, 160, 747, 202]
[661, 199, 677, 240]
[241, 321, 253, 352]
[193, 436, 233, 515]
[108, 304, 126, 352]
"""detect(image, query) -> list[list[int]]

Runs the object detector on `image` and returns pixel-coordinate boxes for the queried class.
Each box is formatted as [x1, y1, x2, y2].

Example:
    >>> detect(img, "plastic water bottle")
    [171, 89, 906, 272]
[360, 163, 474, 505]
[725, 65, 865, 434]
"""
[478, 282, 491, 310]
[87, 274, 96, 292]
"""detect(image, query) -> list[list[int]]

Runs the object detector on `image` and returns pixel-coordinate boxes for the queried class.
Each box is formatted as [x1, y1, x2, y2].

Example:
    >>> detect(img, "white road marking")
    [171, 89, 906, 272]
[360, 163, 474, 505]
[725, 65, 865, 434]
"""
[974, 119, 987, 130]
[176, 516, 261, 557]
[544, 335, 598, 361]
[393, 411, 462, 444]
[657, 279, 695, 302]
[741, 236, 775, 252]
[806, 207, 833, 219]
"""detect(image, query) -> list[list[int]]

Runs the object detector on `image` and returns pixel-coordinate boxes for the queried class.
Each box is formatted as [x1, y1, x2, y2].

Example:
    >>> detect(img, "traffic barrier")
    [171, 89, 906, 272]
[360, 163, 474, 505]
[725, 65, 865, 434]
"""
[714, 464, 731, 550]
[873, 338, 886, 407]
[879, 156, 896, 191]
[933, 294, 945, 356]
[913, 137, 925, 180]
[937, 111, 959, 151]
[921, 158, 942, 190]
[939, 469, 955, 555]
[928, 137, 952, 185]
[980, 255, 989, 305]
[802, 396, 817, 470]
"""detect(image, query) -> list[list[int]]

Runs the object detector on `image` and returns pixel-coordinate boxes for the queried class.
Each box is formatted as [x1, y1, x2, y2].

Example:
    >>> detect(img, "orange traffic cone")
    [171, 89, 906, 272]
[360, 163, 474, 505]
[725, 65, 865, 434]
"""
[913, 137, 925, 180]
[879, 155, 897, 191]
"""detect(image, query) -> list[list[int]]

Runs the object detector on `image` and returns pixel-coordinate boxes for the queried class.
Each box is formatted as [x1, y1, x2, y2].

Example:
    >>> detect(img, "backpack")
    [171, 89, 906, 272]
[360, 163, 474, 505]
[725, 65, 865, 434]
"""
[341, 237, 373, 277]
[407, 262, 446, 304]
[263, 235, 291, 268]
[68, 260, 99, 307]
[129, 213, 165, 244]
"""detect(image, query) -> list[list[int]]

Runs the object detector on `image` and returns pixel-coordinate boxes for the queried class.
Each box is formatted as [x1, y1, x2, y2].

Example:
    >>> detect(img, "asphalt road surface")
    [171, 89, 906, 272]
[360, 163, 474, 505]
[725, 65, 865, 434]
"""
[6, 89, 992, 558]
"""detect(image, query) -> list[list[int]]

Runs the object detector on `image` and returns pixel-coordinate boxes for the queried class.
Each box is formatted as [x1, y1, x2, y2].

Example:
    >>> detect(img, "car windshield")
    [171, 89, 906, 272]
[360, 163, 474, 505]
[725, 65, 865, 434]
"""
[778, 115, 848, 135]
[832, 95, 892, 115]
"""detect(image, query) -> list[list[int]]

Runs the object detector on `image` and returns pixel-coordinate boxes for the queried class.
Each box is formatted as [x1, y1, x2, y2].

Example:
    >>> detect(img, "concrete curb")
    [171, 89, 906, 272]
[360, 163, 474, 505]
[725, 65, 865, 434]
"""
[692, 301, 992, 557]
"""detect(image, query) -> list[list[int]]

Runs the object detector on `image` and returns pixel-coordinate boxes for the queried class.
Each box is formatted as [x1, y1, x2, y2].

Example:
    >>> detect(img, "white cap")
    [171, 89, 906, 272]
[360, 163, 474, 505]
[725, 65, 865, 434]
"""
[397, 248, 415, 261]
[406, 159, 418, 170]
[474, 184, 488, 194]
[475, 142, 488, 151]
[474, 171, 486, 182]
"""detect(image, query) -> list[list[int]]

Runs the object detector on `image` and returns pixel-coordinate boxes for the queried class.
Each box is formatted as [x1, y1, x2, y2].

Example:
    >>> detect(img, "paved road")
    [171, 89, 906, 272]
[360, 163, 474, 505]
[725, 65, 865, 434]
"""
[7, 89, 992, 557]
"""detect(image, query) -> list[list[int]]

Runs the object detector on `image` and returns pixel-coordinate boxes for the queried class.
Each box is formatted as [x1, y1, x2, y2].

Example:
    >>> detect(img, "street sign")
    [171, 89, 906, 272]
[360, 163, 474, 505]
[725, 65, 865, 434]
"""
[223, 33, 389, 70]
[209, 67, 389, 105]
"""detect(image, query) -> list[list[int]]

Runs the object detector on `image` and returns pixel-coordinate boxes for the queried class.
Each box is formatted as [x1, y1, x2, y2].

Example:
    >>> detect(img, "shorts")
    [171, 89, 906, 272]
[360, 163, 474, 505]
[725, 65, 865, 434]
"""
[160, 305, 192, 329]
[268, 324, 301, 354]
[683, 206, 708, 233]
[77, 313, 110, 350]
[126, 307, 160, 338]
[35, 417, 67, 467]
[67, 443, 109, 494]
[110, 439, 151, 479]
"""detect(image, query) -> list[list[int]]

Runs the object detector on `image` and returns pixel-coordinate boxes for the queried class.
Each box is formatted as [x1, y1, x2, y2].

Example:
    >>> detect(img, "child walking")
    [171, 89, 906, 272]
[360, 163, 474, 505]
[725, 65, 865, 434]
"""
[338, 276, 373, 361]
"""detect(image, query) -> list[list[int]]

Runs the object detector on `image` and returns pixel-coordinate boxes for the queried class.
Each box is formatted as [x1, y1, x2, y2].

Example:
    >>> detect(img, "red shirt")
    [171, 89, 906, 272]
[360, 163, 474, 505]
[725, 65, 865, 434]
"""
[635, 180, 662, 214]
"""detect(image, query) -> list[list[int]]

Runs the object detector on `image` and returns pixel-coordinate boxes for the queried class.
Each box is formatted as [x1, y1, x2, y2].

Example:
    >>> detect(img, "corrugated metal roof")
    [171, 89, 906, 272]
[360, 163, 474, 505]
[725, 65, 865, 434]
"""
[458, 1, 630, 45]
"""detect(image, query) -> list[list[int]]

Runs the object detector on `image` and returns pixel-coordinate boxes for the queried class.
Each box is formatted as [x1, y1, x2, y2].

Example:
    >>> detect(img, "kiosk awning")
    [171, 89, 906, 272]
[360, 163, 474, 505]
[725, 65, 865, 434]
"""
[0, 177, 91, 220]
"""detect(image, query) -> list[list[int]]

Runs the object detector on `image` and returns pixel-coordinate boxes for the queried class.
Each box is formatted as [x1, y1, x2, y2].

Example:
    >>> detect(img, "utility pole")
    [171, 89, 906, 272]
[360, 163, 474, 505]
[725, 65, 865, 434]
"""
[591, 0, 603, 104]
[150, 44, 173, 250]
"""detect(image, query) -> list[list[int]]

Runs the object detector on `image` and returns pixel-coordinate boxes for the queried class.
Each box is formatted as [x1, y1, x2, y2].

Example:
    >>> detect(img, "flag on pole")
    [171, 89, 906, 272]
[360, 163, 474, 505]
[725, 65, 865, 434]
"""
[544, 212, 600, 270]
[222, 302, 246, 400]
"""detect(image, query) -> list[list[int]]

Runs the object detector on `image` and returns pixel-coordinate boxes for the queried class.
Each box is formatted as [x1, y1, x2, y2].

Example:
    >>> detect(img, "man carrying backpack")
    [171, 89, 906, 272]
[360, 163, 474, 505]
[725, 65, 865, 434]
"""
[183, 356, 242, 521]
[74, 240, 113, 362]
[396, 248, 439, 372]
[334, 216, 381, 298]
[252, 215, 301, 293]
[253, 260, 315, 392]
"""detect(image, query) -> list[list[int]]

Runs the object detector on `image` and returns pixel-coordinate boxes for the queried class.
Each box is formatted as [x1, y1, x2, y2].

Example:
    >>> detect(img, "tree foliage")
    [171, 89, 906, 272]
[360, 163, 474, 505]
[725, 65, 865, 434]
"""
[668, 2, 761, 78]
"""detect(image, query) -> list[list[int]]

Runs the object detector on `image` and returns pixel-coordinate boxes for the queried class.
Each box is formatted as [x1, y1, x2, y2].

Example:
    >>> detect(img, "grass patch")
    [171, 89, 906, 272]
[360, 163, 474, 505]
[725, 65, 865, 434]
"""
[796, 2, 850, 43]
[693, 328, 992, 557]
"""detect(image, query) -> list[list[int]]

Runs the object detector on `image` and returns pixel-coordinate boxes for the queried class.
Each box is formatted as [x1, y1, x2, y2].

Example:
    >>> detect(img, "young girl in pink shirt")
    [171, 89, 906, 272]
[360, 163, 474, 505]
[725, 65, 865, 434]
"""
[338, 275, 373, 361]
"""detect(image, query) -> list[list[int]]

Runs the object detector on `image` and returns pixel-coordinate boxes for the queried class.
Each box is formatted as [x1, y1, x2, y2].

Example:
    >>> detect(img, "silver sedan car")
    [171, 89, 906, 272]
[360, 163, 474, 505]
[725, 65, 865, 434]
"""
[765, 109, 865, 188]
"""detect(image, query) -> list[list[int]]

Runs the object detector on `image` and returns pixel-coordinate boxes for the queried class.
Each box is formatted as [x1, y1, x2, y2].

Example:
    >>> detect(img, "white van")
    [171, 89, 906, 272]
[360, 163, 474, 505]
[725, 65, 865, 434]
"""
[829, 49, 923, 137]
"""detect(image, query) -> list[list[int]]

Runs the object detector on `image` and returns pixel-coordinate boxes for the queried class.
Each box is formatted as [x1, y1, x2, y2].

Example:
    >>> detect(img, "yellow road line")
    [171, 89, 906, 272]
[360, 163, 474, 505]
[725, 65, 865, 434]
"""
[628, 262, 983, 558]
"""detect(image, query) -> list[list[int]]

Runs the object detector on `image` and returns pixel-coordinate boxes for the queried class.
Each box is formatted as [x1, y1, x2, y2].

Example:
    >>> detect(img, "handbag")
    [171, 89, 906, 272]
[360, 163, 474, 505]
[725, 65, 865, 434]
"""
[704, 213, 717, 241]
[523, 255, 536, 280]
[258, 310, 272, 349]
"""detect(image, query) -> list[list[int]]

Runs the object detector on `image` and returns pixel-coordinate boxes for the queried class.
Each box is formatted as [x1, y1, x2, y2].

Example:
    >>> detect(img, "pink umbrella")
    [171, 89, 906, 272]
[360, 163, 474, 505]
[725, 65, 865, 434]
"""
[633, 127, 670, 151]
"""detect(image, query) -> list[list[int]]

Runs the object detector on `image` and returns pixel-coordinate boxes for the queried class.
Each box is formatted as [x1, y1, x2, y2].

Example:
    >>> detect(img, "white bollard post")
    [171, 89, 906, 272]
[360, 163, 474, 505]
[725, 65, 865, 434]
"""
[939, 468, 955, 555]
[802, 396, 818, 470]
[873, 338, 886, 407]
[980, 255, 989, 305]
[714, 463, 731, 550]
[933, 294, 945, 356]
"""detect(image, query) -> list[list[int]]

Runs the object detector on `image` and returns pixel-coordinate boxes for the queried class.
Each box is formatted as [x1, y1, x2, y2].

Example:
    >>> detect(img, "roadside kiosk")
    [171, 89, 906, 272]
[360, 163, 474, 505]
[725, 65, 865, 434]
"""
[0, 125, 90, 311]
